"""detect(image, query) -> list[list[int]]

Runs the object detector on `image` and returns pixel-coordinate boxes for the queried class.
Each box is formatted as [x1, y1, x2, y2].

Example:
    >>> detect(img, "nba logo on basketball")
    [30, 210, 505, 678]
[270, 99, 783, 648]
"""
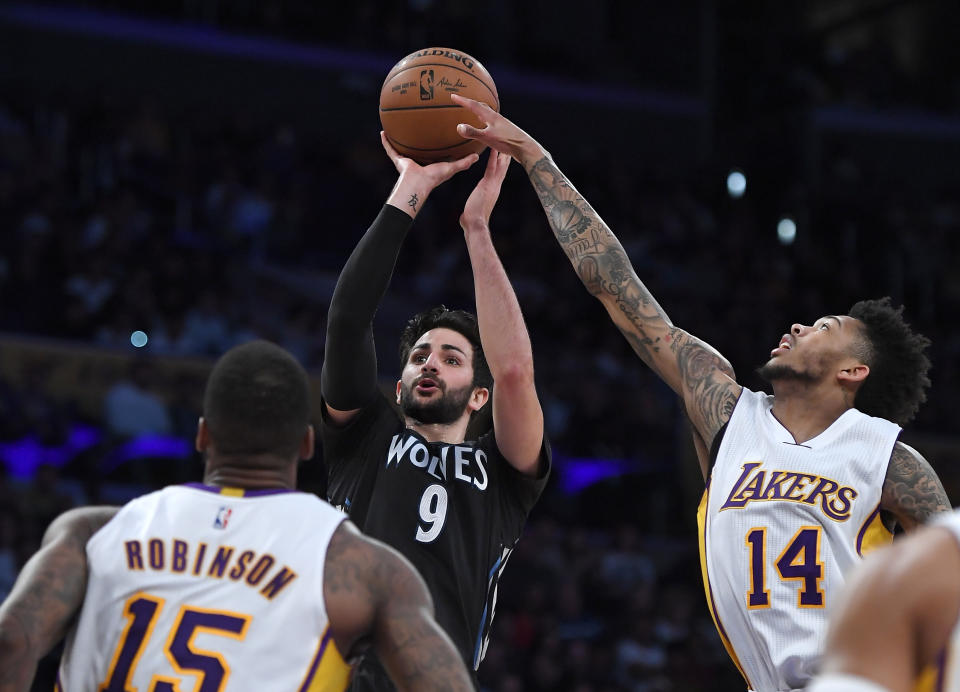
[419, 70, 434, 100]
[213, 507, 232, 529]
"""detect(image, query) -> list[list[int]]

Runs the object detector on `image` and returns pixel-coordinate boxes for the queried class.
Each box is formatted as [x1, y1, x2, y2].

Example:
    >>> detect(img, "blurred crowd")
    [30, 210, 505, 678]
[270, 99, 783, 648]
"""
[2, 85, 959, 689]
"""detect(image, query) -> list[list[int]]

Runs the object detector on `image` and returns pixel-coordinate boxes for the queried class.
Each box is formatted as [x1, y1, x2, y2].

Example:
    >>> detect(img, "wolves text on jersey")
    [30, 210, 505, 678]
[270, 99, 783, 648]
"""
[719, 461, 857, 521]
[123, 538, 298, 600]
[386, 433, 488, 490]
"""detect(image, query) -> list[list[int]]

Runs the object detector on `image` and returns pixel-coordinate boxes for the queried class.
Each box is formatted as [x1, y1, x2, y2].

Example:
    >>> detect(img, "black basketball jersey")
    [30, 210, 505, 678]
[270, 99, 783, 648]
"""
[321, 394, 550, 671]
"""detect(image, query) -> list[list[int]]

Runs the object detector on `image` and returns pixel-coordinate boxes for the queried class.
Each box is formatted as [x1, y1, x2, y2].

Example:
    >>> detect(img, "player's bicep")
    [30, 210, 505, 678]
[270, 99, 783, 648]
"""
[0, 509, 103, 664]
[880, 442, 950, 532]
[672, 333, 740, 445]
[490, 371, 544, 477]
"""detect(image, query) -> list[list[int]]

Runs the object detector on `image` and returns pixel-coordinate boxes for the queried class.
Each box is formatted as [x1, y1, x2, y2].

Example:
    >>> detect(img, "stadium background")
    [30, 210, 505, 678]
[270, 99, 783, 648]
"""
[1, 1, 959, 689]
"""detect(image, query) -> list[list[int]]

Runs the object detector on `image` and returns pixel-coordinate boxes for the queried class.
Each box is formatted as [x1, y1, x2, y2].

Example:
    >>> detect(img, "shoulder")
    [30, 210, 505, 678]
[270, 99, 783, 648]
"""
[880, 441, 950, 531]
[324, 521, 430, 620]
[44, 506, 120, 547]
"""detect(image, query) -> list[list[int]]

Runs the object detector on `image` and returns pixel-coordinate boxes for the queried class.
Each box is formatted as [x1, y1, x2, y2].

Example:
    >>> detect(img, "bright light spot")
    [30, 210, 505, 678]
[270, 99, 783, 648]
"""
[777, 217, 797, 245]
[726, 170, 747, 198]
[130, 331, 148, 348]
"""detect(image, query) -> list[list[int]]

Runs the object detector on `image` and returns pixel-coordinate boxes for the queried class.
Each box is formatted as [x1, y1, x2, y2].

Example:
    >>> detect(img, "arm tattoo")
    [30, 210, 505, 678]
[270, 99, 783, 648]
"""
[527, 156, 738, 439]
[674, 339, 739, 435]
[881, 442, 951, 531]
[325, 528, 471, 689]
[407, 193, 419, 212]
[0, 519, 92, 684]
[528, 157, 670, 364]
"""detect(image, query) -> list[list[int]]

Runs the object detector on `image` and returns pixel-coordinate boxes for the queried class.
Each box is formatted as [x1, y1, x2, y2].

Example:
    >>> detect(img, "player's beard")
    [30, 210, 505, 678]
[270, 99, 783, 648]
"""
[400, 380, 475, 425]
[756, 361, 818, 384]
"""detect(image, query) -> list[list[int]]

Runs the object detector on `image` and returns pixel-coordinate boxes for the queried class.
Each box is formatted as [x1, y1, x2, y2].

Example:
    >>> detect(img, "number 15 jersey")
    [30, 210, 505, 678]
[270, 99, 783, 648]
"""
[699, 388, 900, 691]
[58, 484, 350, 692]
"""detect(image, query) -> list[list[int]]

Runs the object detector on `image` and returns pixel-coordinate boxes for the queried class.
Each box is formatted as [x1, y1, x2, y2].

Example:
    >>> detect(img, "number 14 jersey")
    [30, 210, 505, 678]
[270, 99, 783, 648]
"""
[699, 388, 900, 691]
[58, 484, 349, 691]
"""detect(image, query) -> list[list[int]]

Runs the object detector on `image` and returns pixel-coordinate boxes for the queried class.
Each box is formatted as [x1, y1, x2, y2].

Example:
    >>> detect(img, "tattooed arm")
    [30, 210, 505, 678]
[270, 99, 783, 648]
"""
[880, 442, 950, 532]
[0, 506, 117, 691]
[324, 521, 473, 692]
[322, 133, 478, 426]
[452, 95, 740, 446]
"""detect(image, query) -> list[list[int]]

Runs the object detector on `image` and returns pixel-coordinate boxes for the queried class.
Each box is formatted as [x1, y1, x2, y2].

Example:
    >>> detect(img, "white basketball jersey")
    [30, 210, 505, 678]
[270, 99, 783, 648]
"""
[699, 388, 900, 691]
[916, 510, 960, 692]
[57, 483, 350, 692]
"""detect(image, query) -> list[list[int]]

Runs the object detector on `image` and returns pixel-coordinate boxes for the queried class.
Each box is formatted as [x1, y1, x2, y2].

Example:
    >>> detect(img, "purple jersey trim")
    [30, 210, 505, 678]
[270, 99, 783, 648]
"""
[182, 482, 297, 497]
[855, 502, 883, 556]
[701, 483, 754, 690]
[936, 647, 947, 692]
[298, 626, 334, 692]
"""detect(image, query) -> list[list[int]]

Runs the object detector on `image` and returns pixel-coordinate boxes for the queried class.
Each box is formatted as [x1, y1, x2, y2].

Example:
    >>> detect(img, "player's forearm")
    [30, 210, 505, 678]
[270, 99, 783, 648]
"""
[379, 610, 473, 692]
[463, 227, 535, 382]
[322, 204, 411, 407]
[0, 615, 37, 691]
[522, 155, 679, 368]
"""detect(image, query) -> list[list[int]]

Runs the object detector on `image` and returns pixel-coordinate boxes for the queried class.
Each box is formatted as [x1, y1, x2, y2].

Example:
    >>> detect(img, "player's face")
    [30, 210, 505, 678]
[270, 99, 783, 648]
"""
[398, 327, 479, 425]
[759, 315, 865, 383]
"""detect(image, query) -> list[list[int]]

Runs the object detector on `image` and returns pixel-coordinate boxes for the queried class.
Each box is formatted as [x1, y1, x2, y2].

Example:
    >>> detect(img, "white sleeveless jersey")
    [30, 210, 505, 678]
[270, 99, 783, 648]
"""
[698, 388, 900, 691]
[57, 483, 350, 692]
[916, 510, 960, 692]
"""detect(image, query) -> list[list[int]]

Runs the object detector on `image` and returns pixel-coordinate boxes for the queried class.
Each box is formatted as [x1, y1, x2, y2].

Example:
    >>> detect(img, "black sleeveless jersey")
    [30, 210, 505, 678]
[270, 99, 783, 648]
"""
[321, 394, 550, 671]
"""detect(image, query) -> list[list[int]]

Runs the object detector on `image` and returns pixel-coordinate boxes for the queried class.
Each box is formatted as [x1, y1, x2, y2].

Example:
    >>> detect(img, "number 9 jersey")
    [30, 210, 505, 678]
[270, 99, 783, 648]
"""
[321, 394, 550, 672]
[698, 388, 900, 692]
[57, 484, 350, 692]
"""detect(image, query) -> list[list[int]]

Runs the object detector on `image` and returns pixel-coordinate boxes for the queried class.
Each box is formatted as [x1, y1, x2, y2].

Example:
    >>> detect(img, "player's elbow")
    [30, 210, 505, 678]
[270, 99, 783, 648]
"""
[492, 360, 535, 390]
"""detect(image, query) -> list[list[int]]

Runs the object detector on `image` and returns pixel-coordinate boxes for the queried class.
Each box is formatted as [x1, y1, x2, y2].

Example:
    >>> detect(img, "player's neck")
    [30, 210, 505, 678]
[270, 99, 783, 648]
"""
[403, 416, 470, 445]
[203, 458, 297, 490]
[770, 382, 853, 444]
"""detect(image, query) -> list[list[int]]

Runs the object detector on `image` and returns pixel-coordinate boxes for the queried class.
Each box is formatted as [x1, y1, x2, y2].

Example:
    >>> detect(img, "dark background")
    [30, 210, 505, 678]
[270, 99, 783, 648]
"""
[1, 1, 959, 690]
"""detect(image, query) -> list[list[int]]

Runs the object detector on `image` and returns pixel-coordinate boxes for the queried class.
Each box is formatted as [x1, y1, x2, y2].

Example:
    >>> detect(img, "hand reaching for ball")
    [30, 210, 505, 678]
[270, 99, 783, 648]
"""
[452, 95, 549, 169]
[460, 151, 511, 235]
[381, 131, 478, 187]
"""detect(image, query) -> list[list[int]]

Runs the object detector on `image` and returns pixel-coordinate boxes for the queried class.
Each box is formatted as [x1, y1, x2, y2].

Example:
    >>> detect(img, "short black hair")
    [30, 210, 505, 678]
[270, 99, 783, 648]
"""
[203, 340, 311, 457]
[398, 306, 492, 390]
[848, 298, 931, 426]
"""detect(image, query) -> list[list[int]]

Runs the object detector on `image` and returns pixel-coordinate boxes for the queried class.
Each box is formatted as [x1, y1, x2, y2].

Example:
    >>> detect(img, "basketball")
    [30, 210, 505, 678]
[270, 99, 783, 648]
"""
[380, 47, 499, 163]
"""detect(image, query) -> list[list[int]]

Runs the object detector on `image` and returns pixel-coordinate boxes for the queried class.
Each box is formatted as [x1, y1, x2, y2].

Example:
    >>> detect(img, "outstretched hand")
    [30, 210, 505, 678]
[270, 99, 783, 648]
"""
[460, 150, 511, 233]
[452, 95, 547, 168]
[380, 131, 478, 188]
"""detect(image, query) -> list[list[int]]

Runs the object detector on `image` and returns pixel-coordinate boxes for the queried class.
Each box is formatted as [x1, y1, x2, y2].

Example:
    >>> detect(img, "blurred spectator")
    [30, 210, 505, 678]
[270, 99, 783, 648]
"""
[103, 359, 172, 437]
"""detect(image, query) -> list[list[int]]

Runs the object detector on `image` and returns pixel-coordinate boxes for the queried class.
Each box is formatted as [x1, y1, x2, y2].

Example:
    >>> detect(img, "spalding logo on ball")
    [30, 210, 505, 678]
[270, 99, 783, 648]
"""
[380, 47, 499, 163]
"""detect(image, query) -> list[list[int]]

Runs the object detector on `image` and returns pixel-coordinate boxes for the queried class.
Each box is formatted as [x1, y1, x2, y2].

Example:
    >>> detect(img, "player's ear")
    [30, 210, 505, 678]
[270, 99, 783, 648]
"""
[195, 417, 210, 453]
[469, 387, 490, 412]
[300, 425, 315, 461]
[396, 380, 402, 405]
[838, 364, 870, 384]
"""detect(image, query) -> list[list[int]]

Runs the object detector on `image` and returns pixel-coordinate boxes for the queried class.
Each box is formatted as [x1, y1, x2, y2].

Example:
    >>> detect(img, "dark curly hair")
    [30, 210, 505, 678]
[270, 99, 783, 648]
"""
[398, 306, 492, 390]
[848, 297, 931, 425]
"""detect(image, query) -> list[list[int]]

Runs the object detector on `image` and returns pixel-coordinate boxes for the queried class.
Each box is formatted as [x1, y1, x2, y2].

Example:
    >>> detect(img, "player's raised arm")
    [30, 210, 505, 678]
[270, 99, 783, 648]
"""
[459, 151, 545, 476]
[324, 522, 473, 692]
[452, 94, 739, 448]
[0, 506, 117, 691]
[321, 134, 478, 427]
